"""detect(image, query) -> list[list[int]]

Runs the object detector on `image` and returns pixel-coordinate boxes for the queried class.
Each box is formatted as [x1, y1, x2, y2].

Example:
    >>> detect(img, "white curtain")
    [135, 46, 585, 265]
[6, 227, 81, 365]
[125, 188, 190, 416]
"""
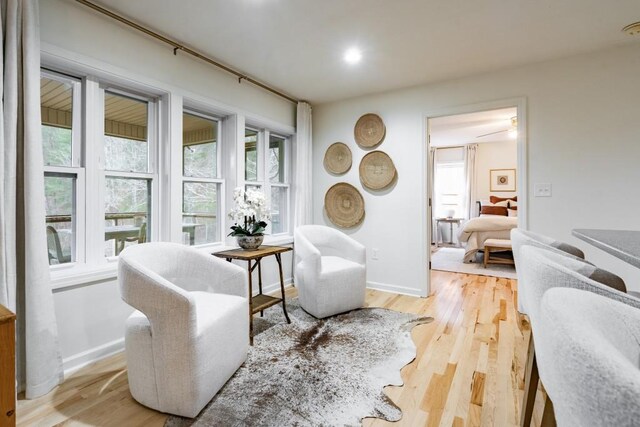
[0, 0, 63, 398]
[293, 102, 313, 227]
[429, 147, 438, 244]
[463, 144, 478, 219]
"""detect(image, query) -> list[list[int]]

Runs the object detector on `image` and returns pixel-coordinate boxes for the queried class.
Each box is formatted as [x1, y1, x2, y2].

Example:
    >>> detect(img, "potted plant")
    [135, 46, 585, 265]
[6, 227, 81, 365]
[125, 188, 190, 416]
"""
[228, 187, 271, 250]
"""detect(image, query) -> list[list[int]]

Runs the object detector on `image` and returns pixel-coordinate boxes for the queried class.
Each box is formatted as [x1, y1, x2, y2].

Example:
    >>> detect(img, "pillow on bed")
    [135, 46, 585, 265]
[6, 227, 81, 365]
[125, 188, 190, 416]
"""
[493, 200, 509, 207]
[508, 208, 518, 217]
[480, 205, 508, 216]
[509, 200, 518, 209]
[490, 195, 517, 204]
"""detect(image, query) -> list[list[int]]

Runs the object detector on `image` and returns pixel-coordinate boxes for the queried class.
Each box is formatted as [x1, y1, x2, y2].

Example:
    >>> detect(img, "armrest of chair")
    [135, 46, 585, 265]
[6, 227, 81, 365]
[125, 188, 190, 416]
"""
[333, 232, 366, 266]
[179, 250, 248, 299]
[118, 259, 196, 330]
[294, 230, 321, 279]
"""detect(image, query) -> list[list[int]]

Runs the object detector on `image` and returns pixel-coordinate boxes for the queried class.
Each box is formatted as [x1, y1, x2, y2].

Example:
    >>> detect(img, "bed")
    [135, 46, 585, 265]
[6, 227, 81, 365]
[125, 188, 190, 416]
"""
[457, 197, 518, 263]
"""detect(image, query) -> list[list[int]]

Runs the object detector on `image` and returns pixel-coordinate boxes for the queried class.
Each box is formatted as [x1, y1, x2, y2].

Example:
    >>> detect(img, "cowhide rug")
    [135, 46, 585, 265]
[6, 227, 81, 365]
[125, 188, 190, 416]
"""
[165, 298, 433, 427]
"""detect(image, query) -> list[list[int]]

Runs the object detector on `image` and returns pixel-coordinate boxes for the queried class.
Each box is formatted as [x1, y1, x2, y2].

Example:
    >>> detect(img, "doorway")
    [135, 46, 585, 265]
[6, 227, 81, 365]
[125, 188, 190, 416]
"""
[425, 99, 527, 279]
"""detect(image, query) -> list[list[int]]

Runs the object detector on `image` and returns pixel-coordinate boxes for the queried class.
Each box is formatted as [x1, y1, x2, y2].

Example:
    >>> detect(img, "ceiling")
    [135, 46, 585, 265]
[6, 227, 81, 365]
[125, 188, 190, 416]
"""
[429, 107, 517, 147]
[77, 1, 640, 103]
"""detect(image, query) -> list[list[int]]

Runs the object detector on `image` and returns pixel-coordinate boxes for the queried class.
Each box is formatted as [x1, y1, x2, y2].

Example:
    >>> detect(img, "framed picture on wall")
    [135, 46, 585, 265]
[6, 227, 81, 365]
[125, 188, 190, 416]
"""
[490, 169, 516, 192]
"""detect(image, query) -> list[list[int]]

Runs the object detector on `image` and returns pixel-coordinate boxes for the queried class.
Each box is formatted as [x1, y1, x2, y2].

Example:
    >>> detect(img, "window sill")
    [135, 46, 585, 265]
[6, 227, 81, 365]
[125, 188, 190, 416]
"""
[51, 235, 294, 291]
[51, 264, 119, 291]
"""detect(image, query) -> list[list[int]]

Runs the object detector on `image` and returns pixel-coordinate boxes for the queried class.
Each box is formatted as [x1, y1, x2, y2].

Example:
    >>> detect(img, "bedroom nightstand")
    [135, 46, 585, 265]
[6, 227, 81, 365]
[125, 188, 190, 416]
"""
[435, 218, 463, 248]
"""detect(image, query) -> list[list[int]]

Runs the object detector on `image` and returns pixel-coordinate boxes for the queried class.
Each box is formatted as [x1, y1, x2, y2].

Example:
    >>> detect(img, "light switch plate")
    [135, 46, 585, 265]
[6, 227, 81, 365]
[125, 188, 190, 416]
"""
[534, 183, 552, 197]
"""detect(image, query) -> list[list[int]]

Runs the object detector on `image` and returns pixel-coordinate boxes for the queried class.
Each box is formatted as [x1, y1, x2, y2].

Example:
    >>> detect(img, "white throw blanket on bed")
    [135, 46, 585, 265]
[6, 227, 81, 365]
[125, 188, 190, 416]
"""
[458, 216, 518, 263]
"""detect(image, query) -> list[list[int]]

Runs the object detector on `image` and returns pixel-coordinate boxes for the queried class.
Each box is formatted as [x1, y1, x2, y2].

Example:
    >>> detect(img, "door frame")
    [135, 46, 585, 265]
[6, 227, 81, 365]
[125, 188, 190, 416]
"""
[423, 97, 528, 279]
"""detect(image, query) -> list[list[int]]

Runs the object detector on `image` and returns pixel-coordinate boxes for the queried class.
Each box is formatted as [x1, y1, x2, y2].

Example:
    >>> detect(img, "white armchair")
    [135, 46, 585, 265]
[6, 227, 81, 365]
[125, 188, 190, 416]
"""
[294, 225, 366, 318]
[118, 242, 249, 418]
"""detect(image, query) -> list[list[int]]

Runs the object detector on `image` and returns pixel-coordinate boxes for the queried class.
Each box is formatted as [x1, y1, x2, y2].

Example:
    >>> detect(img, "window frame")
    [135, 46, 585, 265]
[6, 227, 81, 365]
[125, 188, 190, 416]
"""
[181, 108, 224, 247]
[42, 70, 86, 269]
[99, 86, 160, 262]
[244, 126, 291, 237]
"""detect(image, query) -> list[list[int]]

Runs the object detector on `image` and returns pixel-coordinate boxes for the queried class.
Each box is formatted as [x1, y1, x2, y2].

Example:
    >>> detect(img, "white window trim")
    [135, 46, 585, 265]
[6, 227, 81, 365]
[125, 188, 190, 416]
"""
[181, 109, 225, 248]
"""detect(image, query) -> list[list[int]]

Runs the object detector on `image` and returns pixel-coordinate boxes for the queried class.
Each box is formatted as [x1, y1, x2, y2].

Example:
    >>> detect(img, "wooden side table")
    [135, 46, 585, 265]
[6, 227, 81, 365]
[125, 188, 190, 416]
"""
[214, 245, 292, 345]
[0, 304, 16, 427]
[435, 218, 463, 247]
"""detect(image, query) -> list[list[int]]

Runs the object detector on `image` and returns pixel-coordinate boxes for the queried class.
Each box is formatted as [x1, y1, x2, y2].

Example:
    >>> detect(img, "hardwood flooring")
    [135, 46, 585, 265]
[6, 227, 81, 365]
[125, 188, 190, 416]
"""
[17, 271, 543, 426]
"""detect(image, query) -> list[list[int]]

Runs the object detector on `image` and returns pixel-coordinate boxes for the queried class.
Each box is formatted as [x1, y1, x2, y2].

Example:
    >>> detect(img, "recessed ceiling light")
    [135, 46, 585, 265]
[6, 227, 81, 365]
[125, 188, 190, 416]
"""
[622, 22, 640, 36]
[344, 48, 362, 64]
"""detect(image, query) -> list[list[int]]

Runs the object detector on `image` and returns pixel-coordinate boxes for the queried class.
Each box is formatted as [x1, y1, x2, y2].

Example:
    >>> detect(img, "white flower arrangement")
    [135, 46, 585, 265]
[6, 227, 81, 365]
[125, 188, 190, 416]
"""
[228, 187, 271, 236]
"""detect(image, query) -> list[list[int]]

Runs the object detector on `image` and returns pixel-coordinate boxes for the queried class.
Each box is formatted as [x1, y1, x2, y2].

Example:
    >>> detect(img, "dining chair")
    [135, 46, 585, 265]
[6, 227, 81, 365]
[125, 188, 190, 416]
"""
[536, 288, 640, 426]
[511, 228, 586, 315]
[517, 245, 639, 426]
[46, 225, 71, 264]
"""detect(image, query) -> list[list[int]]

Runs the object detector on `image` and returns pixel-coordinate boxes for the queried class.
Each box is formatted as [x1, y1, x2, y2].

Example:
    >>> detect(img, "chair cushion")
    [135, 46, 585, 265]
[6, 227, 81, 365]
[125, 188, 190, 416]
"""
[191, 291, 247, 336]
[321, 256, 362, 276]
[485, 238, 512, 249]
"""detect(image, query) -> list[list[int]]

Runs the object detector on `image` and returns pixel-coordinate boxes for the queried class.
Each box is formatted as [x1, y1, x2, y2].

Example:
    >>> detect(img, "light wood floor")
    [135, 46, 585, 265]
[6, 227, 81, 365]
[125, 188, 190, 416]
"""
[17, 271, 545, 427]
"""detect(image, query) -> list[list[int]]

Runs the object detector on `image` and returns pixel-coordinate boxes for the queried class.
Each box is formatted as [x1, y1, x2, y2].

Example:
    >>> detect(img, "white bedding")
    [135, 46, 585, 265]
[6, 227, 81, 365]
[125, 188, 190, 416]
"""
[458, 216, 518, 263]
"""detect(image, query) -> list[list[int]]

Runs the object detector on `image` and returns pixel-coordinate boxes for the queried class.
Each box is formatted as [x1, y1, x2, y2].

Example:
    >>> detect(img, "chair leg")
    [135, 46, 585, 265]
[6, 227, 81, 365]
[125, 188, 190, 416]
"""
[520, 335, 539, 427]
[541, 395, 557, 427]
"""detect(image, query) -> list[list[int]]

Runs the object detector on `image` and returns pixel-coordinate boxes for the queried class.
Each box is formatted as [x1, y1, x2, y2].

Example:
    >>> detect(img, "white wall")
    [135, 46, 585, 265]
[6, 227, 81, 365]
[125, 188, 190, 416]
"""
[41, 0, 296, 373]
[313, 43, 640, 296]
[476, 140, 518, 201]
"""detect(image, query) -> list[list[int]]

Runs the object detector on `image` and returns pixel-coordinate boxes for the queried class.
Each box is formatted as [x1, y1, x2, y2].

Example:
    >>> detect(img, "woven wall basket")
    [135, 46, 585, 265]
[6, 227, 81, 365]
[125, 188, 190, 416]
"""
[354, 113, 385, 148]
[324, 142, 352, 174]
[359, 150, 396, 190]
[324, 182, 365, 228]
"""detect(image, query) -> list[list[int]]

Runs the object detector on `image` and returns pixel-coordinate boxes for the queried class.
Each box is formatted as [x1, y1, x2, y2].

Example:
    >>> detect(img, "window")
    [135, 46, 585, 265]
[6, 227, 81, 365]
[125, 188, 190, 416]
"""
[41, 71, 83, 265]
[182, 111, 222, 245]
[434, 161, 465, 219]
[244, 127, 290, 235]
[268, 134, 289, 234]
[103, 91, 155, 257]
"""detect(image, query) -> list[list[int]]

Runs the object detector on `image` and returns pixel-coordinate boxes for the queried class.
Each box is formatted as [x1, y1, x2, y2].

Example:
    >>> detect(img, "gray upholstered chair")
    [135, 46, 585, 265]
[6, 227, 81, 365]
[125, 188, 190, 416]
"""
[118, 242, 249, 417]
[536, 288, 640, 426]
[518, 245, 637, 426]
[511, 228, 586, 314]
[519, 245, 631, 327]
[294, 225, 366, 318]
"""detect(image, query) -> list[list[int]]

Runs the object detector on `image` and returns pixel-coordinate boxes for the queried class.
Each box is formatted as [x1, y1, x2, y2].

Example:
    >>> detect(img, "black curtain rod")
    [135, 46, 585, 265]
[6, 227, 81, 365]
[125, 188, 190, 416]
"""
[74, 0, 299, 104]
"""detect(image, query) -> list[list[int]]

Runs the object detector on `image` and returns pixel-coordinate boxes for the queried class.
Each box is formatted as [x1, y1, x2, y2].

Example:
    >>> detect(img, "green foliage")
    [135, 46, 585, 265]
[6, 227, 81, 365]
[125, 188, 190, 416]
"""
[228, 220, 267, 237]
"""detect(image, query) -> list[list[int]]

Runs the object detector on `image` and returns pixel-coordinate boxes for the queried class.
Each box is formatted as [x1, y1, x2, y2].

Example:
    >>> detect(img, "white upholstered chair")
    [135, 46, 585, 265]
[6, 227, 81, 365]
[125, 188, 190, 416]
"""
[118, 242, 249, 418]
[517, 245, 637, 426]
[511, 228, 586, 314]
[294, 225, 366, 318]
[537, 288, 640, 426]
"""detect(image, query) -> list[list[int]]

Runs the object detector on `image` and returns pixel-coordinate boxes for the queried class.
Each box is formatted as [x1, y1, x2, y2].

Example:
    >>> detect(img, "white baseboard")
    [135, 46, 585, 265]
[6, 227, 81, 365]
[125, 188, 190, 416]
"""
[63, 337, 125, 376]
[366, 281, 426, 297]
[61, 277, 294, 376]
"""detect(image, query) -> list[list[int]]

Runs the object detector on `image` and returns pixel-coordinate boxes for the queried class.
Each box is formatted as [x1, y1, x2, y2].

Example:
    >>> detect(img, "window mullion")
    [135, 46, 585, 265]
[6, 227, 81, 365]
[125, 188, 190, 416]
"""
[83, 76, 105, 266]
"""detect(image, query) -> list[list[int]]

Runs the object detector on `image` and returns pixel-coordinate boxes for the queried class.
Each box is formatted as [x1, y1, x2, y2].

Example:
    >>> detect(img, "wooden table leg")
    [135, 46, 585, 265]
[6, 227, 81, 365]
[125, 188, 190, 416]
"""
[275, 253, 291, 324]
[247, 260, 254, 346]
[258, 259, 264, 317]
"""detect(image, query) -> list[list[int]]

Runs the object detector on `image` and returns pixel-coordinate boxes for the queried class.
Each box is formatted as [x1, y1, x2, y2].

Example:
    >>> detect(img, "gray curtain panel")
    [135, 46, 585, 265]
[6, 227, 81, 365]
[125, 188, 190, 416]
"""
[0, 0, 63, 398]
[464, 144, 478, 219]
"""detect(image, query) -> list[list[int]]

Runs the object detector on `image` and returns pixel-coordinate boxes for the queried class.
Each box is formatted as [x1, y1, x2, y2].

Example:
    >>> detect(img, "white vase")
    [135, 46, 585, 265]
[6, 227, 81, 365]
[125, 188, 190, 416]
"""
[236, 235, 264, 250]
